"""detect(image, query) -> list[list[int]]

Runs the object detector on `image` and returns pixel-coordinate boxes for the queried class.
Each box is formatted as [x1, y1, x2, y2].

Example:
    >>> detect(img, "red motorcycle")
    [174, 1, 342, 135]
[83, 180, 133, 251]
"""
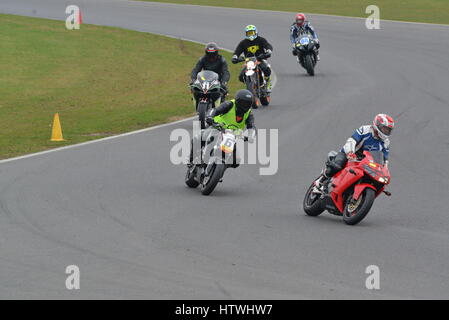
[303, 150, 391, 225]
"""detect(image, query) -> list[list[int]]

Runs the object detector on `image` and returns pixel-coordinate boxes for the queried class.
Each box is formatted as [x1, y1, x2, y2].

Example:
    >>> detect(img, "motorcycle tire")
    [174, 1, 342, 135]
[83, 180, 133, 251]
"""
[246, 80, 260, 109]
[185, 166, 199, 188]
[305, 54, 315, 76]
[197, 103, 209, 130]
[260, 95, 270, 106]
[303, 181, 324, 216]
[343, 188, 376, 225]
[200, 163, 225, 195]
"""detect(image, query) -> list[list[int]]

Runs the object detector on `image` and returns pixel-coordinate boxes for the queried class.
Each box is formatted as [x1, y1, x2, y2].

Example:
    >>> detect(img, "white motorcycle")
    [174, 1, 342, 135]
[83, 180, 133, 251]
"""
[185, 123, 251, 195]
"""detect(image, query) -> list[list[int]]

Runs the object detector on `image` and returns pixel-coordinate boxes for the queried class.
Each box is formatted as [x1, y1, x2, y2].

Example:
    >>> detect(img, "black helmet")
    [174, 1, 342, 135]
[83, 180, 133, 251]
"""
[235, 89, 254, 114]
[205, 42, 219, 61]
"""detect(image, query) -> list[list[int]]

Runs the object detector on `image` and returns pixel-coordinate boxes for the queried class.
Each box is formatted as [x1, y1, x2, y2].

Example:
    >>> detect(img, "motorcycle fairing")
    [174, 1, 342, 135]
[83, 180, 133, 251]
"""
[330, 166, 364, 213]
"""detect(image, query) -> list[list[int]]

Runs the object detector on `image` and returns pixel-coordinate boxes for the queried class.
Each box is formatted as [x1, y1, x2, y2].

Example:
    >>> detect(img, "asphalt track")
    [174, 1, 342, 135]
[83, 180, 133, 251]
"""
[1, 0, 449, 299]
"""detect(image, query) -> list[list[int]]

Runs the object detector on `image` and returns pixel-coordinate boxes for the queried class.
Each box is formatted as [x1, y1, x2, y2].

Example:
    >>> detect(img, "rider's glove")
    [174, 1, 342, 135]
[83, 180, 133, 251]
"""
[231, 55, 239, 64]
[221, 82, 228, 91]
[247, 129, 257, 143]
[347, 152, 357, 161]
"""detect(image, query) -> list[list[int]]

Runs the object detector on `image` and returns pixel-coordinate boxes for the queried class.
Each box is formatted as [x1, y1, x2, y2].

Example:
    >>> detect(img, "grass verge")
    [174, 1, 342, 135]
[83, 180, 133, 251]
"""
[0, 14, 242, 159]
[143, 0, 449, 25]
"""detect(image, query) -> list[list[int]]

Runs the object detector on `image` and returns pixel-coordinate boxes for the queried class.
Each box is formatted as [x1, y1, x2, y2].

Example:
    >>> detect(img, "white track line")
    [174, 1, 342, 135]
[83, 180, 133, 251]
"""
[148, 1, 449, 28]
[0, 31, 277, 165]
[0, 116, 196, 165]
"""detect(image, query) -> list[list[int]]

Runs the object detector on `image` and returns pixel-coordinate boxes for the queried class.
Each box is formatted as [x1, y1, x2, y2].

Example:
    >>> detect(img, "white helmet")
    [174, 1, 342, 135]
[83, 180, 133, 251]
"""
[373, 114, 394, 141]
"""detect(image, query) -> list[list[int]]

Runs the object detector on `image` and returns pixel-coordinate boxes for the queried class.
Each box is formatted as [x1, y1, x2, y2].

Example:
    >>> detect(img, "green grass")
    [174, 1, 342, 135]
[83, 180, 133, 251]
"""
[144, 0, 449, 25]
[0, 14, 242, 159]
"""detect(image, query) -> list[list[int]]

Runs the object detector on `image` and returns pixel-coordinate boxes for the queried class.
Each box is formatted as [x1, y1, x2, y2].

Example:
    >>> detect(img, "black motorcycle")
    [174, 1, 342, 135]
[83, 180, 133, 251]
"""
[185, 123, 249, 195]
[236, 54, 270, 107]
[294, 33, 318, 76]
[190, 71, 226, 129]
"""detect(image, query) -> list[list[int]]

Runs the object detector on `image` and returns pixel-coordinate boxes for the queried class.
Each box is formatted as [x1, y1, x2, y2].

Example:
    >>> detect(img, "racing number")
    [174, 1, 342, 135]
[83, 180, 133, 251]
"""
[223, 137, 234, 148]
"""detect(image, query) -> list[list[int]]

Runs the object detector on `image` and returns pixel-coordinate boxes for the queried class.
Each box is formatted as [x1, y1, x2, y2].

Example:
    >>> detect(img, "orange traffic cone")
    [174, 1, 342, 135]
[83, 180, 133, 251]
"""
[51, 113, 64, 141]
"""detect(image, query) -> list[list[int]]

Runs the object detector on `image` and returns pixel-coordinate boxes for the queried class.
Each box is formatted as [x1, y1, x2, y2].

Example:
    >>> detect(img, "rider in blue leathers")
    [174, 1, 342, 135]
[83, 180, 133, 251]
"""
[290, 13, 320, 60]
[315, 114, 395, 193]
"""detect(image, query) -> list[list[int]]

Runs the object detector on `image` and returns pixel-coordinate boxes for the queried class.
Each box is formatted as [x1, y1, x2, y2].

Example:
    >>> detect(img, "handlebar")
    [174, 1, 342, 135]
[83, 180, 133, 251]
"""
[257, 53, 271, 60]
[234, 56, 245, 63]
[207, 122, 253, 142]
[208, 122, 224, 131]
[233, 54, 270, 64]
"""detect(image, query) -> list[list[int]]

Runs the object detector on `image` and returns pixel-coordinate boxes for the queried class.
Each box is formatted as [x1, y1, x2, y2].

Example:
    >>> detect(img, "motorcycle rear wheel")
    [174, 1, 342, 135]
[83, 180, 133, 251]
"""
[201, 163, 225, 195]
[260, 95, 270, 106]
[185, 166, 199, 188]
[343, 188, 375, 225]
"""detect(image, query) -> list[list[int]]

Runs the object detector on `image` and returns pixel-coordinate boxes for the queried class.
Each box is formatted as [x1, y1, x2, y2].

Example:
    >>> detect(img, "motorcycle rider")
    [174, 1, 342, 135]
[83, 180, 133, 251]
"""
[188, 89, 256, 168]
[191, 42, 230, 94]
[315, 114, 395, 193]
[290, 13, 320, 61]
[231, 25, 273, 93]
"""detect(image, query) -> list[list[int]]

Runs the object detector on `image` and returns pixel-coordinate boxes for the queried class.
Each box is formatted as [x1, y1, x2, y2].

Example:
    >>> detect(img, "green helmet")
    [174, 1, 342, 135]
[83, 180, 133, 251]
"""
[245, 25, 258, 41]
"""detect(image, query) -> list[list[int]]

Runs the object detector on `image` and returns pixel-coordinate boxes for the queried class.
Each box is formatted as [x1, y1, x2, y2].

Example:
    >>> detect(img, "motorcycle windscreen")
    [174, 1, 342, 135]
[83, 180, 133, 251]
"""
[197, 70, 219, 82]
[367, 151, 385, 165]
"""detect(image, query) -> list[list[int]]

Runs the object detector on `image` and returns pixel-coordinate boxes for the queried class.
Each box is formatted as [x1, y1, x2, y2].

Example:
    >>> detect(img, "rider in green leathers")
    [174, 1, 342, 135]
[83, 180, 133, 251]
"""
[208, 90, 255, 131]
[189, 89, 256, 168]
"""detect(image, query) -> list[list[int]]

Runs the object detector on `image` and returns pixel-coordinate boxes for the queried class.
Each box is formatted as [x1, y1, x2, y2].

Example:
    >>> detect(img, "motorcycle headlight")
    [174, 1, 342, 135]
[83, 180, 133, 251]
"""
[379, 176, 389, 184]
[363, 164, 380, 179]
[363, 164, 389, 184]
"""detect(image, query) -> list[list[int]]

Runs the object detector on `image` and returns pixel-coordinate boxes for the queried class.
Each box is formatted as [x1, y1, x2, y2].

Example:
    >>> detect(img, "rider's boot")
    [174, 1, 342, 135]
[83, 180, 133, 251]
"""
[316, 49, 321, 61]
[313, 170, 330, 194]
[264, 76, 272, 93]
[229, 154, 241, 169]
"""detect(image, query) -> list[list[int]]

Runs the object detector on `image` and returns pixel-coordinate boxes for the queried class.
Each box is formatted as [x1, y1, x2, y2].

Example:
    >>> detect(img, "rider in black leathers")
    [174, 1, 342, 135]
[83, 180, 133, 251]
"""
[231, 25, 273, 92]
[191, 42, 230, 92]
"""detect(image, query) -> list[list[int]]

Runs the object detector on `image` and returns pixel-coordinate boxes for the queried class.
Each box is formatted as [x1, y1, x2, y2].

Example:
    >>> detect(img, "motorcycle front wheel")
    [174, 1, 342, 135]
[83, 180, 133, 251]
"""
[197, 102, 209, 129]
[305, 54, 315, 76]
[246, 78, 260, 108]
[343, 188, 376, 225]
[200, 163, 225, 195]
[303, 181, 324, 216]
